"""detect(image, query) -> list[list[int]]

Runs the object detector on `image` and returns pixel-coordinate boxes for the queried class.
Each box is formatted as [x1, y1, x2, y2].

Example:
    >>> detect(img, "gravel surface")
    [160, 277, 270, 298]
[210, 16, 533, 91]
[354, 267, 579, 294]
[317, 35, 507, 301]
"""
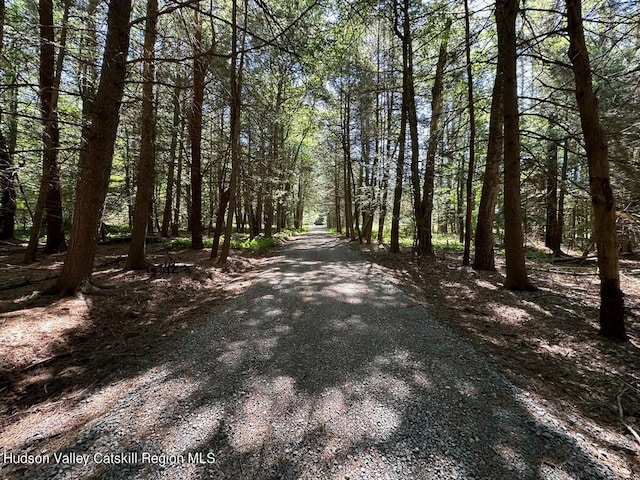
[1, 228, 623, 479]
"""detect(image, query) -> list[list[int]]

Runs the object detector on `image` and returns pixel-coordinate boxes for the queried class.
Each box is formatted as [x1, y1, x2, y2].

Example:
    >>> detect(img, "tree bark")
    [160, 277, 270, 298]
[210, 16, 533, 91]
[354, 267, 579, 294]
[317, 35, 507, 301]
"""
[341, 88, 356, 241]
[419, 18, 451, 255]
[126, 0, 157, 270]
[295, 176, 304, 230]
[172, 106, 185, 236]
[557, 139, 569, 247]
[189, 16, 206, 250]
[462, 0, 476, 266]
[334, 153, 342, 234]
[0, 2, 16, 240]
[218, 0, 245, 264]
[49, 0, 132, 295]
[0, 133, 15, 240]
[378, 86, 394, 244]
[497, 0, 534, 291]
[473, 64, 504, 270]
[25, 0, 68, 262]
[390, 0, 408, 254]
[545, 131, 562, 255]
[0, 38, 17, 240]
[44, 0, 70, 254]
[78, 0, 100, 169]
[161, 82, 181, 237]
[566, 0, 626, 340]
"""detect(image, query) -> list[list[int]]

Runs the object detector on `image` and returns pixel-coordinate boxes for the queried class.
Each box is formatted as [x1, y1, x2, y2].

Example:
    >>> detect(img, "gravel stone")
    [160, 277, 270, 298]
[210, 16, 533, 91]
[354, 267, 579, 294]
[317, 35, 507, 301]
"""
[1, 228, 624, 479]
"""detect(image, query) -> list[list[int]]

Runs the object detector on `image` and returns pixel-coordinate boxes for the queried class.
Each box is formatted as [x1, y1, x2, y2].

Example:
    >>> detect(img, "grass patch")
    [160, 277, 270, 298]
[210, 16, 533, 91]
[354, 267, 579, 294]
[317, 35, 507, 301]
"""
[230, 235, 276, 251]
[103, 224, 131, 239]
[12, 229, 32, 242]
[432, 234, 464, 252]
[169, 237, 194, 249]
[524, 247, 554, 262]
[169, 232, 282, 252]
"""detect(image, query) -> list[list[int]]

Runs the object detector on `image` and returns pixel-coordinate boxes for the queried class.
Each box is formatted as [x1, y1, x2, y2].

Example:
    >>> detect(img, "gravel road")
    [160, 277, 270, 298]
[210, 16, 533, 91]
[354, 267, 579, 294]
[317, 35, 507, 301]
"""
[2, 228, 621, 479]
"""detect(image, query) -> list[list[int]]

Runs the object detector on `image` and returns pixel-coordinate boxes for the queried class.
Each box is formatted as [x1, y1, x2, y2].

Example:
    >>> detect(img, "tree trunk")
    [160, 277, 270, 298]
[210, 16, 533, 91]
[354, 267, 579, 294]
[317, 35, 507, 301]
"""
[457, 153, 465, 244]
[0, 0, 16, 240]
[190, 15, 207, 250]
[49, 0, 132, 295]
[348, 149, 361, 242]
[360, 95, 374, 244]
[125, 0, 157, 270]
[44, 0, 70, 254]
[264, 187, 274, 237]
[419, 18, 451, 255]
[0, 30, 17, 240]
[334, 153, 342, 234]
[473, 65, 504, 271]
[218, 0, 245, 265]
[545, 131, 562, 255]
[210, 188, 230, 259]
[390, 87, 406, 254]
[254, 184, 263, 237]
[295, 176, 304, 229]
[123, 129, 133, 228]
[172, 108, 185, 236]
[25, 0, 68, 262]
[557, 139, 569, 246]
[161, 82, 181, 237]
[0, 133, 15, 240]
[78, 0, 99, 169]
[378, 87, 394, 244]
[462, 0, 476, 266]
[390, 1, 408, 254]
[0, 0, 15, 238]
[566, 0, 626, 340]
[497, 0, 534, 291]
[397, 0, 429, 254]
[341, 88, 355, 241]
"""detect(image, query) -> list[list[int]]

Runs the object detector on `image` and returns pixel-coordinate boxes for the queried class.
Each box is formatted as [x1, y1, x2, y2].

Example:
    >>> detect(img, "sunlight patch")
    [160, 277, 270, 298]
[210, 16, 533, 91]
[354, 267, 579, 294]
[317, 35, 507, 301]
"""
[476, 279, 499, 290]
[217, 336, 279, 368]
[326, 282, 367, 303]
[229, 375, 305, 451]
[493, 443, 531, 476]
[159, 405, 224, 452]
[490, 304, 531, 324]
[329, 315, 367, 330]
[217, 340, 248, 369]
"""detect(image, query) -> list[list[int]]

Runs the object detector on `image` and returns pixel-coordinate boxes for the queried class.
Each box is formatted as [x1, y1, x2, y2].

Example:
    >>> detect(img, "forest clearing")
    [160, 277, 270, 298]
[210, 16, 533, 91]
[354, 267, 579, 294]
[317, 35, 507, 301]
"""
[0, 228, 638, 479]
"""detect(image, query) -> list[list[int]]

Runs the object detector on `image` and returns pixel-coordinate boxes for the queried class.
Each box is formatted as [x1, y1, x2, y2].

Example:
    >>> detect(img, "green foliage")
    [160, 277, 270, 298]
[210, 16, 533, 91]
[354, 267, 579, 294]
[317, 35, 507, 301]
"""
[169, 237, 193, 250]
[102, 224, 131, 240]
[13, 229, 32, 242]
[168, 232, 295, 252]
[230, 236, 277, 251]
[278, 226, 310, 235]
[524, 247, 554, 262]
[432, 234, 464, 253]
[3, 0, 639, 262]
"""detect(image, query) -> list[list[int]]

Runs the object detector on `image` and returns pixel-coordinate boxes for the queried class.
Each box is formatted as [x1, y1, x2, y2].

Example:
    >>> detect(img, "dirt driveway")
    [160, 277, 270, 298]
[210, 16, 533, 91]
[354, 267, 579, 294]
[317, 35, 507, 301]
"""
[0, 228, 630, 479]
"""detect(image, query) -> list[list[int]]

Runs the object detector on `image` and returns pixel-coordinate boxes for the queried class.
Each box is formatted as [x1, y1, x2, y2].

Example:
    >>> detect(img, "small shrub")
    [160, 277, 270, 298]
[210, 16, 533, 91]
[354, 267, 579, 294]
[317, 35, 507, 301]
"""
[169, 237, 192, 249]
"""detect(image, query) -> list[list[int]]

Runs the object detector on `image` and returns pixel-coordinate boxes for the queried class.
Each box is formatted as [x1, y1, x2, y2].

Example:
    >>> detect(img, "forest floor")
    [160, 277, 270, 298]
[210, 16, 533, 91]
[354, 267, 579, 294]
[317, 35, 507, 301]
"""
[0, 229, 639, 478]
[0, 237, 271, 415]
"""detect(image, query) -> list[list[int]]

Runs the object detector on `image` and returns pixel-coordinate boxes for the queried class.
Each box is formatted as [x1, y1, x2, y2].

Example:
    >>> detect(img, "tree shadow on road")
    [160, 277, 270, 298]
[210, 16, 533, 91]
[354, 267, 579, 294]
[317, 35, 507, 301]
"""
[5, 232, 632, 479]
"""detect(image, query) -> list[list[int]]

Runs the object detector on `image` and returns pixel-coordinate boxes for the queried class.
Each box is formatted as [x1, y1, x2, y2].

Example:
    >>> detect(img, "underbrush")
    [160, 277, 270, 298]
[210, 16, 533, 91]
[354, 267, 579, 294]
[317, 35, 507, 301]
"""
[168, 227, 308, 252]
